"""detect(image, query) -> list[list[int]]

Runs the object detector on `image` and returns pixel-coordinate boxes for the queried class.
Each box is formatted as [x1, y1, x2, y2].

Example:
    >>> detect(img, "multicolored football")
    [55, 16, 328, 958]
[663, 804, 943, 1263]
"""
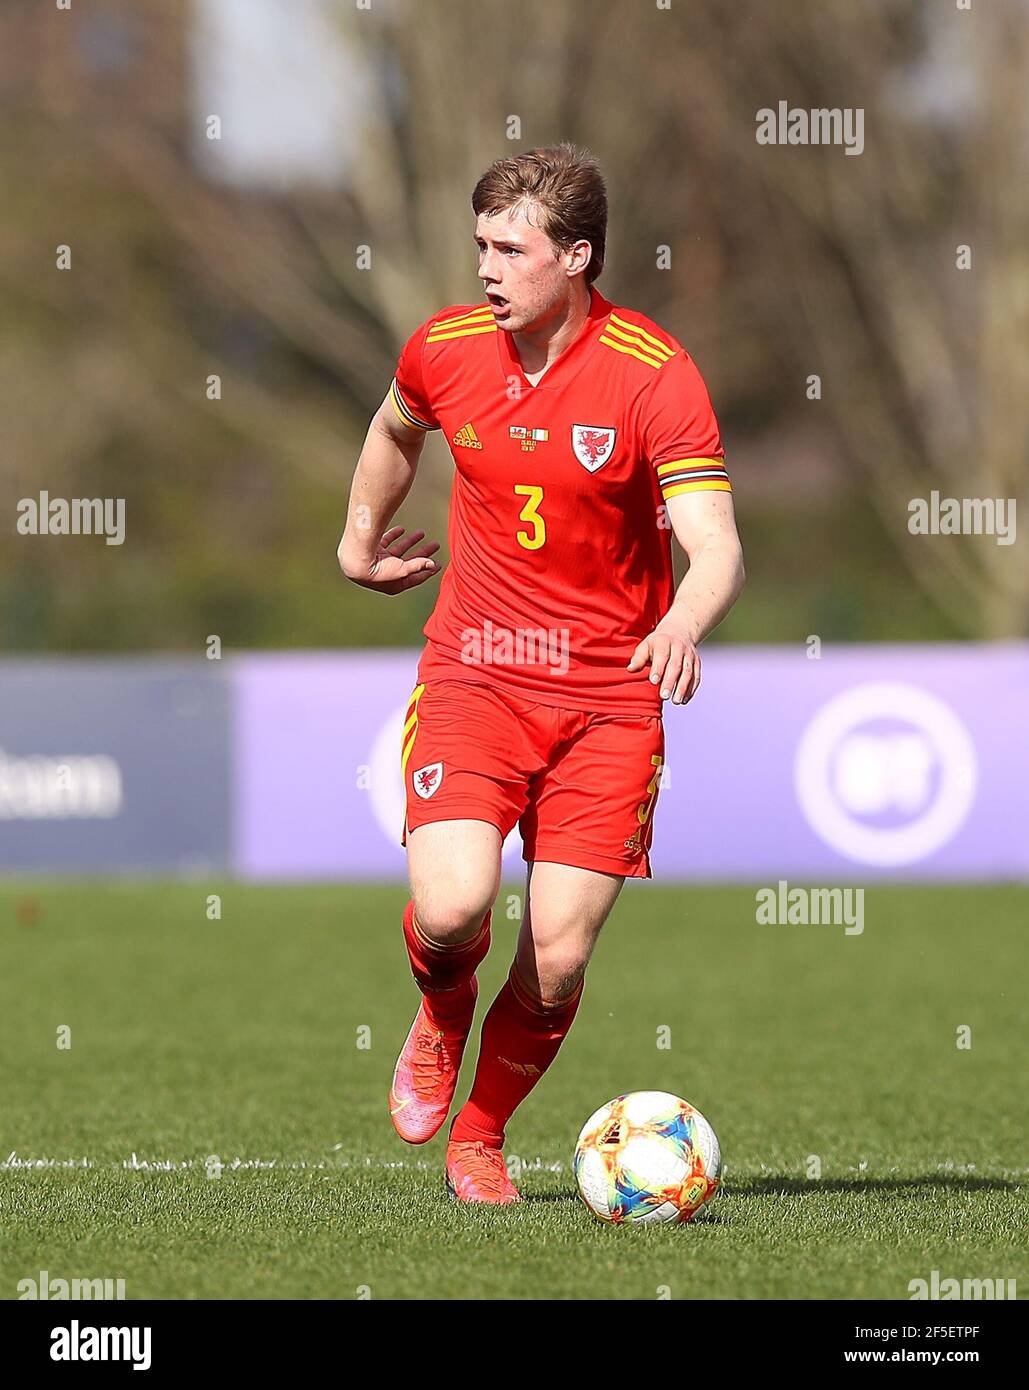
[573, 1090, 721, 1225]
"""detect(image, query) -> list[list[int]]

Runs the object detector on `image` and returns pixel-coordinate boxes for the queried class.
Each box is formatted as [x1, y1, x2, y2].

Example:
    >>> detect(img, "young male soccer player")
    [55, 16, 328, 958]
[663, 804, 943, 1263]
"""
[339, 145, 744, 1204]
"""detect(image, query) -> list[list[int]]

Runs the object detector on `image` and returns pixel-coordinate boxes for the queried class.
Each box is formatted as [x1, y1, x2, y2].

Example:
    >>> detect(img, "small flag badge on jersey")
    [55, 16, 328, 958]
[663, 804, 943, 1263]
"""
[572, 425, 616, 473]
[413, 762, 443, 799]
[510, 426, 549, 451]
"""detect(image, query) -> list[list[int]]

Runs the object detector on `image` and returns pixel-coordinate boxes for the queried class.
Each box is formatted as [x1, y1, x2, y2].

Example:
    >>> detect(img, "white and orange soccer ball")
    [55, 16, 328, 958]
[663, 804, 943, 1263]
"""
[573, 1090, 721, 1225]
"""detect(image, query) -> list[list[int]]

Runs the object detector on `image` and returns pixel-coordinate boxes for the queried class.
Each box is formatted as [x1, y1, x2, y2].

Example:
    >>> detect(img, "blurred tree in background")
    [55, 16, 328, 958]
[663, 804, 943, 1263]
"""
[1, 0, 1025, 652]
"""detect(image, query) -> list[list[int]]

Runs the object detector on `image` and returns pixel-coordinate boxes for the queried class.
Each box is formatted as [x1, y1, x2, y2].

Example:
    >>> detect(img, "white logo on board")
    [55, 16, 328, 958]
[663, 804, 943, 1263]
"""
[794, 683, 977, 866]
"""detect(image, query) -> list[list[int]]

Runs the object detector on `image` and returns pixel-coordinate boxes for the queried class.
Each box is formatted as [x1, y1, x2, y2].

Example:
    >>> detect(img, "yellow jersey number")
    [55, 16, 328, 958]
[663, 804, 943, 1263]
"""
[514, 485, 546, 551]
[624, 755, 664, 854]
[637, 755, 664, 827]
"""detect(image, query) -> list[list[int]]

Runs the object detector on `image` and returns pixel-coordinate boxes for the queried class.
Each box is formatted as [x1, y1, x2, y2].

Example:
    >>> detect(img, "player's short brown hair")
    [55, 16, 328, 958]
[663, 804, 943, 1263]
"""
[471, 144, 607, 285]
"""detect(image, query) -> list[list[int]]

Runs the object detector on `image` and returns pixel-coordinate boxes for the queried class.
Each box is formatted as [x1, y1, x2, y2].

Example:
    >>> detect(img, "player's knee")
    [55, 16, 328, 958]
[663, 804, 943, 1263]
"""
[412, 891, 492, 945]
[527, 907, 600, 964]
[523, 938, 591, 1001]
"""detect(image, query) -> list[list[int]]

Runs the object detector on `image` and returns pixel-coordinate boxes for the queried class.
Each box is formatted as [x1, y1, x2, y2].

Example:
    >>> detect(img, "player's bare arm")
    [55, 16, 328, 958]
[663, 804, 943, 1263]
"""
[627, 490, 745, 705]
[337, 394, 442, 595]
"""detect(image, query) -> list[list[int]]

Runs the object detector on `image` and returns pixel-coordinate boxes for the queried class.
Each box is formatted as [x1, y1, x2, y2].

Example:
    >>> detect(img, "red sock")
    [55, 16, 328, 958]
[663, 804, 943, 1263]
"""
[449, 966, 583, 1147]
[402, 900, 490, 1026]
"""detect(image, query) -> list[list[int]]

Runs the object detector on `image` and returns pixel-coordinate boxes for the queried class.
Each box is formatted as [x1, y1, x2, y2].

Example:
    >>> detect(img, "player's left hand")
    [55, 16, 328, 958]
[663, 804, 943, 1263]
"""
[627, 619, 701, 705]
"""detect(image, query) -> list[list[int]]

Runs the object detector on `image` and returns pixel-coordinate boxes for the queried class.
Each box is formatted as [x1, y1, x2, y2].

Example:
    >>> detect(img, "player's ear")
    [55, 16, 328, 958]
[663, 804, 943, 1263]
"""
[566, 238, 593, 279]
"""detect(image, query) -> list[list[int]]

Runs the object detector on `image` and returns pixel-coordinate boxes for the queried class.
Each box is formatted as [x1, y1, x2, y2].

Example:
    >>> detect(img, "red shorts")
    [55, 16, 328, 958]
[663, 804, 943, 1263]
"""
[400, 679, 665, 878]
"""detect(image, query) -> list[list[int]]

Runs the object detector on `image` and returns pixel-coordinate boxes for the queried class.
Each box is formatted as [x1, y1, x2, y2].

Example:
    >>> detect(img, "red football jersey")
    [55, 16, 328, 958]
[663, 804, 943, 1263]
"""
[390, 286, 730, 714]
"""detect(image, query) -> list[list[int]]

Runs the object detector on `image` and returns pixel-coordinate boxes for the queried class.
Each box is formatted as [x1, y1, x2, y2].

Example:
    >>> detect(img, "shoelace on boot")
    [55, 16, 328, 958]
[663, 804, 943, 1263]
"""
[409, 1024, 459, 1098]
[453, 1142, 513, 1198]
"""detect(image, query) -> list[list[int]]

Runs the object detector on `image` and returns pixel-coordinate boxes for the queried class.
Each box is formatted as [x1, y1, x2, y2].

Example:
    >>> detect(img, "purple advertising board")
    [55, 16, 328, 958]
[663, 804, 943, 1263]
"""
[0, 660, 232, 874]
[232, 645, 1029, 881]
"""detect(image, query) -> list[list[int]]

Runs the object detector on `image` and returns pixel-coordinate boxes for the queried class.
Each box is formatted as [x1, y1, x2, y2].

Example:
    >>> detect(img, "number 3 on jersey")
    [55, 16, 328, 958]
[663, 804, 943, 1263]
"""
[514, 484, 546, 551]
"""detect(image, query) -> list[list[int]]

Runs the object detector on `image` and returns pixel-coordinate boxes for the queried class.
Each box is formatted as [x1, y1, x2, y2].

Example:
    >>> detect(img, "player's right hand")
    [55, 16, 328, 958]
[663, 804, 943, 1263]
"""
[339, 526, 442, 595]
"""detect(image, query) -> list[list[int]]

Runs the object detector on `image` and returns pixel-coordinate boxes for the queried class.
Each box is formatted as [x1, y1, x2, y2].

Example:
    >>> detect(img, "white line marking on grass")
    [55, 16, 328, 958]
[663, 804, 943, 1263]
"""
[1, 1150, 568, 1174]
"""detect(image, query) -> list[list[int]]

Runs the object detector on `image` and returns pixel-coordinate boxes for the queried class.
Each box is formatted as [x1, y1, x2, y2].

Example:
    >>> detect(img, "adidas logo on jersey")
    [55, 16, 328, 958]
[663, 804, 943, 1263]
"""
[452, 423, 483, 449]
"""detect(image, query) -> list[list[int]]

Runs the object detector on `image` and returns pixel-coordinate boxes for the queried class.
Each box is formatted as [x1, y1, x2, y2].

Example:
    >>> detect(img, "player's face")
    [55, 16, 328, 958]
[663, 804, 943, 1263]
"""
[475, 205, 576, 333]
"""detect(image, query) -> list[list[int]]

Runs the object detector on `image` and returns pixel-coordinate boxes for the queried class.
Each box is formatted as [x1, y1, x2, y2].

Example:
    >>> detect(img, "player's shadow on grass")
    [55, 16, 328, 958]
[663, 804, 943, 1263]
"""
[520, 1174, 1017, 1216]
[729, 1175, 1020, 1196]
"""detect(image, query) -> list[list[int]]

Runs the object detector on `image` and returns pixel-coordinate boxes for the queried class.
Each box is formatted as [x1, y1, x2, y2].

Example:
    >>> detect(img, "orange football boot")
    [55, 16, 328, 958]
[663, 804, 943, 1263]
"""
[389, 981, 476, 1144]
[445, 1133, 523, 1205]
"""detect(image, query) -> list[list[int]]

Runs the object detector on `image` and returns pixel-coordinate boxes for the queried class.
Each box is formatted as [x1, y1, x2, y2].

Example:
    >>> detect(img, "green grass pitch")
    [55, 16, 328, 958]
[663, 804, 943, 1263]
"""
[1, 882, 1024, 1301]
